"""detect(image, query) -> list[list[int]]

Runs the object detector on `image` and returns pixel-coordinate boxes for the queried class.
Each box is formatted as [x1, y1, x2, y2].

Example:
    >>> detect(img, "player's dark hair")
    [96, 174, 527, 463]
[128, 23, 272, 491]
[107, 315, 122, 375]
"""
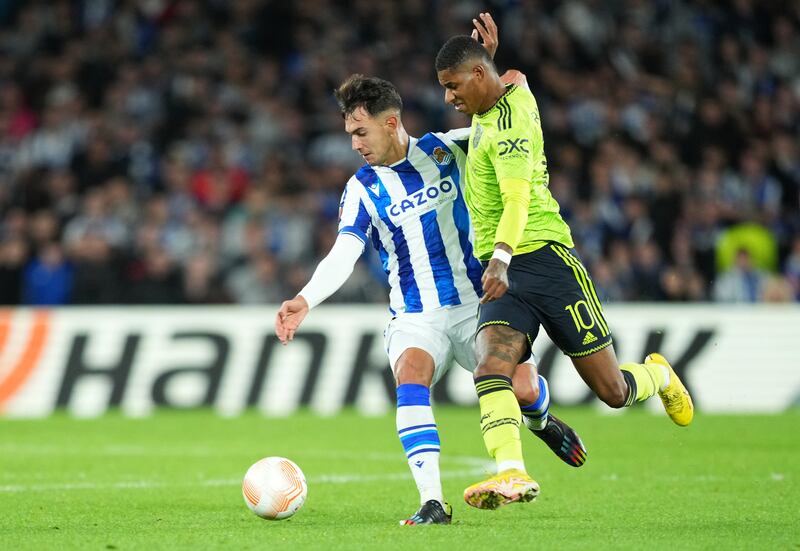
[334, 75, 403, 118]
[435, 35, 495, 72]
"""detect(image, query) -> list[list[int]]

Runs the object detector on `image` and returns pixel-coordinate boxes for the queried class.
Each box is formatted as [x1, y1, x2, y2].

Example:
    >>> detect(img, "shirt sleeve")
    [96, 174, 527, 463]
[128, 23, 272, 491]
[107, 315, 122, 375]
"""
[441, 127, 471, 155]
[494, 178, 531, 251]
[337, 181, 372, 246]
[298, 232, 365, 309]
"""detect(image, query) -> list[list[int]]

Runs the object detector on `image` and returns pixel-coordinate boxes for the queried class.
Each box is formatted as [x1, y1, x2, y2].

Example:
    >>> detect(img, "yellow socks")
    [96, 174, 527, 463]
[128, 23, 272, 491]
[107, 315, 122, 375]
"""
[475, 375, 525, 472]
[620, 362, 667, 406]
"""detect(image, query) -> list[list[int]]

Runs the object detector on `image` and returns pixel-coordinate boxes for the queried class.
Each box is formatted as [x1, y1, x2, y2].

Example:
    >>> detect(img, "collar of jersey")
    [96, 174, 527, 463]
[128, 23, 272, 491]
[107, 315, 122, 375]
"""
[476, 84, 517, 118]
[381, 136, 417, 170]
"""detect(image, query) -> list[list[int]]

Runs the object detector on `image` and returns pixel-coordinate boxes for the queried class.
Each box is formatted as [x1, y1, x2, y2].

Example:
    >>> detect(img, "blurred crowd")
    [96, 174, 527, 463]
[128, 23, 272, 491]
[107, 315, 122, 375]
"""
[0, 0, 799, 306]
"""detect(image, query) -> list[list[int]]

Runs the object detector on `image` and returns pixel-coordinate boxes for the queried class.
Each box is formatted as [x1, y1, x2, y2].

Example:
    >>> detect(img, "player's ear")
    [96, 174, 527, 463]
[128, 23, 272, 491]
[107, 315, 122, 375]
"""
[384, 113, 399, 131]
[472, 63, 485, 81]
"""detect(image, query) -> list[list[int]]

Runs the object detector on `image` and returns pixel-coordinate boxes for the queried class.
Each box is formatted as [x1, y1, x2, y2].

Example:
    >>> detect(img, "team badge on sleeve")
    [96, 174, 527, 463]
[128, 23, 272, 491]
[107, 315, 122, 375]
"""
[472, 125, 483, 149]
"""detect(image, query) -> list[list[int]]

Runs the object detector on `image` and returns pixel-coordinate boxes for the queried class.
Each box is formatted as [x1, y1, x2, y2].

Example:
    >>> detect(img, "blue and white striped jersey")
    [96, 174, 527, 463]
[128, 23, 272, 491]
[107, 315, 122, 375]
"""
[338, 129, 483, 314]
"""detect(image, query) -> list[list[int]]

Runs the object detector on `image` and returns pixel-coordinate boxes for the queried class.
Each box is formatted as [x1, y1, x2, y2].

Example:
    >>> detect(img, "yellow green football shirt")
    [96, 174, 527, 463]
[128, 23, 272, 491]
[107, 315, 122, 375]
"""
[465, 84, 574, 260]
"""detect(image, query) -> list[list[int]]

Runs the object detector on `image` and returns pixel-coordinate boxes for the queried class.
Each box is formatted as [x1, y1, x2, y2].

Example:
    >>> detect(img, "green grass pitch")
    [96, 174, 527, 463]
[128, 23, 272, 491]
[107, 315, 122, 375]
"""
[1, 407, 798, 550]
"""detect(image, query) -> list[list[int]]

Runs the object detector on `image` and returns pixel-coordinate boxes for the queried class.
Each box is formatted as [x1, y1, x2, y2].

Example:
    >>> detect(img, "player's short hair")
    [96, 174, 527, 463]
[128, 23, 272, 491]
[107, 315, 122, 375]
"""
[435, 35, 495, 72]
[334, 75, 403, 118]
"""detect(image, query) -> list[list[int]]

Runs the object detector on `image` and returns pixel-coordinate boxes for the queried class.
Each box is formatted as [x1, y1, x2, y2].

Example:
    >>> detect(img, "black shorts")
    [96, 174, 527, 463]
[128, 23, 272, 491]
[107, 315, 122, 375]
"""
[478, 242, 613, 360]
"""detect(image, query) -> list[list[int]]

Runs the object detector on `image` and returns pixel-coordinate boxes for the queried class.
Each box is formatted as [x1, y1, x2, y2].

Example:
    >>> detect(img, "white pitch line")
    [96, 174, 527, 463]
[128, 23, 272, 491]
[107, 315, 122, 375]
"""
[0, 467, 490, 494]
[0, 471, 782, 494]
[0, 445, 490, 467]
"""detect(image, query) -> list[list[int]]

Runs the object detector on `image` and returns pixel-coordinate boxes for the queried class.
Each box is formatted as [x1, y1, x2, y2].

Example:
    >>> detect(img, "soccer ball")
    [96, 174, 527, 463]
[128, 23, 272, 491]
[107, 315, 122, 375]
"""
[242, 457, 308, 520]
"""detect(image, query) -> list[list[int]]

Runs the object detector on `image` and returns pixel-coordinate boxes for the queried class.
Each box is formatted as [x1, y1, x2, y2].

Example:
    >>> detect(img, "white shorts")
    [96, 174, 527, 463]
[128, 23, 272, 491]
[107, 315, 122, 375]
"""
[384, 301, 480, 385]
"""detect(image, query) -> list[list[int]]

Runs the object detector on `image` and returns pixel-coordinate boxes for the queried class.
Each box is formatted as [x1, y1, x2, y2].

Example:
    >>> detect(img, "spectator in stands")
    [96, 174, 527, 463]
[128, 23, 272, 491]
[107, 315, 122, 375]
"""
[125, 245, 183, 304]
[22, 241, 72, 305]
[183, 251, 230, 304]
[0, 235, 27, 304]
[70, 233, 120, 304]
[225, 250, 285, 304]
[713, 248, 769, 303]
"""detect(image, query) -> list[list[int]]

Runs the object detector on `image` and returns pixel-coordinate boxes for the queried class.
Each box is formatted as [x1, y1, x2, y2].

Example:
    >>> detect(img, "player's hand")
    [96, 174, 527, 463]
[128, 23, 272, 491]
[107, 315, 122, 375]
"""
[500, 69, 530, 90]
[275, 296, 310, 344]
[472, 12, 498, 59]
[480, 258, 509, 304]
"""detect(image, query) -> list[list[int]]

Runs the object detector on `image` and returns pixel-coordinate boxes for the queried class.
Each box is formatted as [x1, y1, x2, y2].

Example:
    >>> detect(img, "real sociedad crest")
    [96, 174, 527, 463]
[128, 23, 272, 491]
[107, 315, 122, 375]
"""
[431, 146, 453, 165]
[472, 125, 483, 149]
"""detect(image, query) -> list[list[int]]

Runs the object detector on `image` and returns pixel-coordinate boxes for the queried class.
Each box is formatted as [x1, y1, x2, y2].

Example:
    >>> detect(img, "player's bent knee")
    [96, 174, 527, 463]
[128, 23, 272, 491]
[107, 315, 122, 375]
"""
[393, 348, 435, 387]
[511, 364, 539, 406]
[513, 385, 539, 407]
[395, 369, 432, 387]
[474, 357, 516, 379]
[598, 385, 628, 409]
[394, 362, 433, 387]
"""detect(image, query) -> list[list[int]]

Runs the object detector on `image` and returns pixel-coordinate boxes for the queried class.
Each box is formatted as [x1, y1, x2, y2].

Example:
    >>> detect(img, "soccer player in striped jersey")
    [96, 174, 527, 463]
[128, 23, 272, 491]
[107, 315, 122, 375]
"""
[435, 35, 694, 510]
[274, 68, 585, 524]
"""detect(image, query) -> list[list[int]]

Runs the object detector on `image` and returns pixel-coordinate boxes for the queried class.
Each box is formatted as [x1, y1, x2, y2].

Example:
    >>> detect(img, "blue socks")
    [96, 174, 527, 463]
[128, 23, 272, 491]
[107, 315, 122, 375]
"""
[520, 375, 550, 431]
[396, 384, 443, 505]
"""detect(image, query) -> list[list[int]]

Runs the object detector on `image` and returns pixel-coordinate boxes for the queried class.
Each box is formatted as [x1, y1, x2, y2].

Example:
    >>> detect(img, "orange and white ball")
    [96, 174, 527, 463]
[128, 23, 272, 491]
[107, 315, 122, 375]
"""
[242, 457, 308, 520]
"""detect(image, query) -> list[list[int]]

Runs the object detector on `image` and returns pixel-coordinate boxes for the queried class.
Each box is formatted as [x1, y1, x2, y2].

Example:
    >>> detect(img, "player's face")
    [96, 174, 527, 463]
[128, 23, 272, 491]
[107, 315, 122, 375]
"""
[344, 107, 398, 166]
[344, 107, 396, 166]
[437, 63, 484, 115]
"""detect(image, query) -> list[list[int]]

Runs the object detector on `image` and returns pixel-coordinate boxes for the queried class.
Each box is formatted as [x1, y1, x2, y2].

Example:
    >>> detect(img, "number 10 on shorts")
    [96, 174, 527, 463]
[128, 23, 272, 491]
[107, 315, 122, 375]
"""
[564, 300, 596, 333]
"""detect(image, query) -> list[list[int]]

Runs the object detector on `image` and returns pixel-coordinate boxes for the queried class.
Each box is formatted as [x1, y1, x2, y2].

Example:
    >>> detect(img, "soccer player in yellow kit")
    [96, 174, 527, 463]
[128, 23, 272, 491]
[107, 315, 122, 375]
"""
[435, 35, 694, 510]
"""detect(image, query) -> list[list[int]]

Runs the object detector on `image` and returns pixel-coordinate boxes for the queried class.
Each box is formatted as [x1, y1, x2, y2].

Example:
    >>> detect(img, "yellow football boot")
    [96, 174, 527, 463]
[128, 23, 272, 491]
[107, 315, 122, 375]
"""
[463, 469, 539, 510]
[646, 353, 694, 426]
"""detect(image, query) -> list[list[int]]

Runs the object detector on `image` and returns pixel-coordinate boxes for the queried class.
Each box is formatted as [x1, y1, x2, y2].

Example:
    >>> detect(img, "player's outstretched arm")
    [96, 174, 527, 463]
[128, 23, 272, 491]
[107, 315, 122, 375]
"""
[274, 232, 364, 344]
[472, 12, 499, 59]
